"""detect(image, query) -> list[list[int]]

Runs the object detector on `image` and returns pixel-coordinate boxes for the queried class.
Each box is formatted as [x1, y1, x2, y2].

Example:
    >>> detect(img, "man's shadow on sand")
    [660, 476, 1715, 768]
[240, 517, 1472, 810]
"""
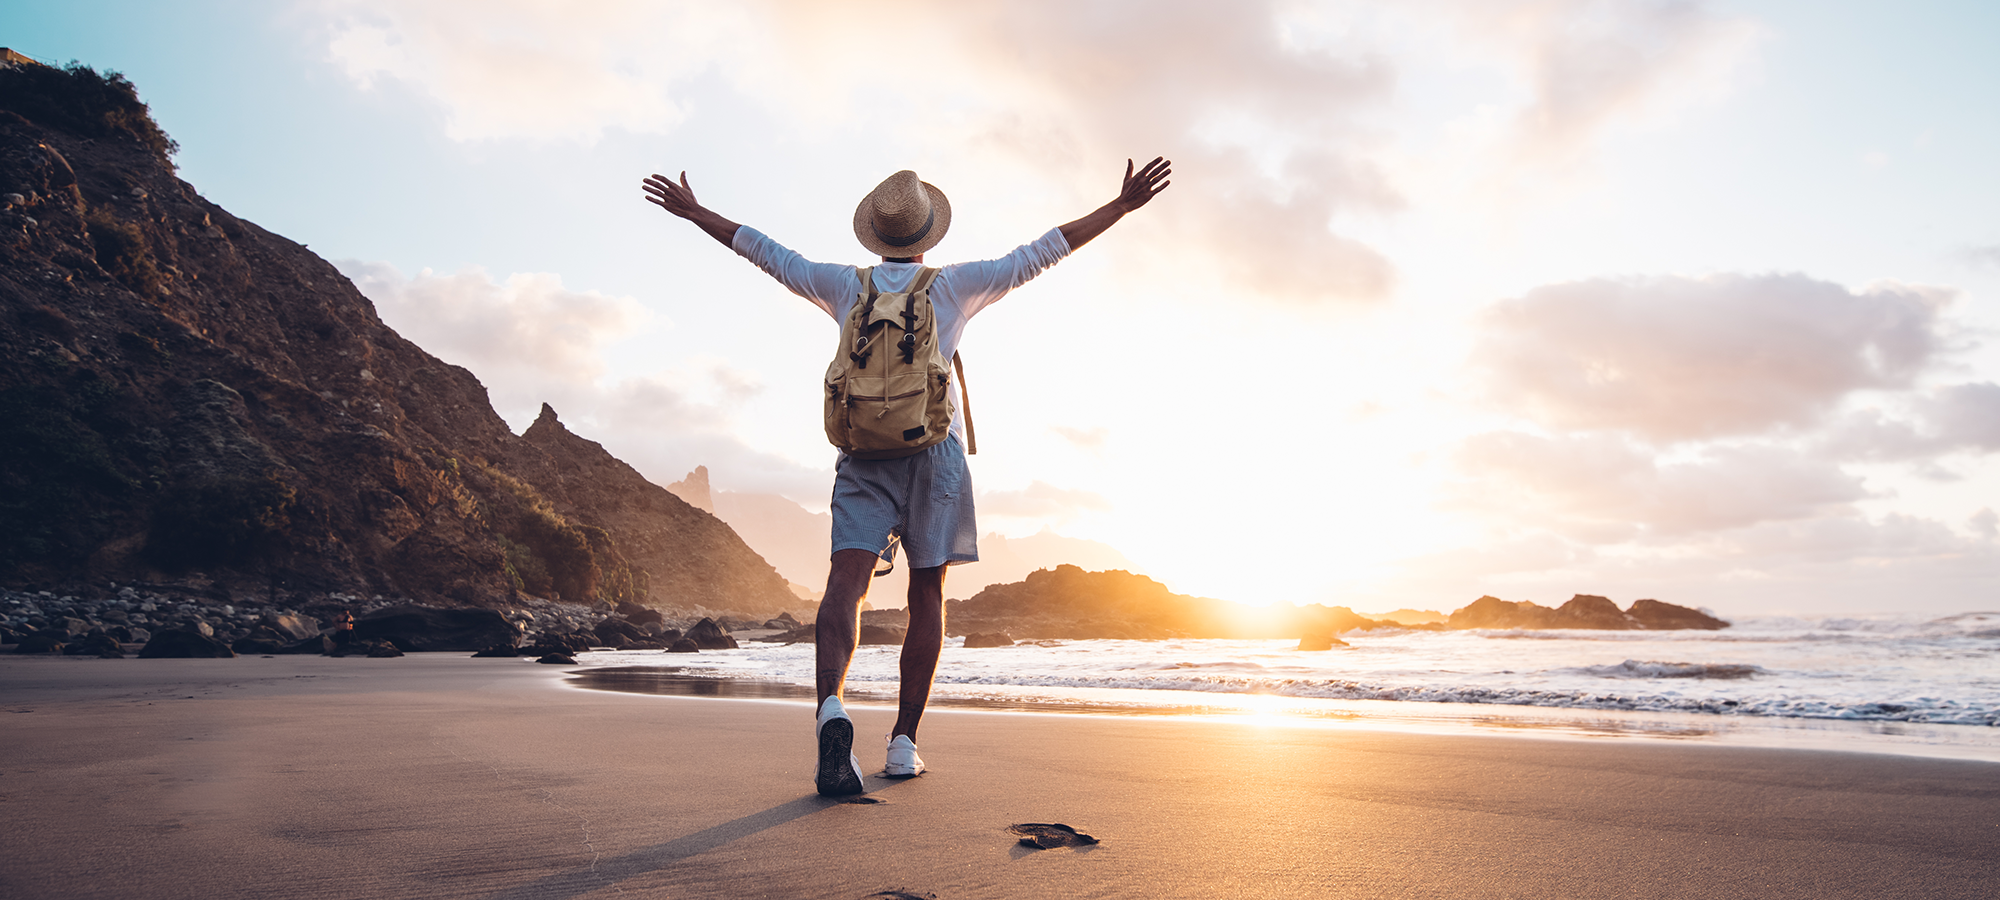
[480, 780, 912, 900]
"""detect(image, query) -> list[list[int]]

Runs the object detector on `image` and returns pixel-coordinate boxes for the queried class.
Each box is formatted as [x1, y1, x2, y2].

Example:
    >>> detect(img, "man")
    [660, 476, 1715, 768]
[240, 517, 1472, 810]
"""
[642, 157, 1171, 795]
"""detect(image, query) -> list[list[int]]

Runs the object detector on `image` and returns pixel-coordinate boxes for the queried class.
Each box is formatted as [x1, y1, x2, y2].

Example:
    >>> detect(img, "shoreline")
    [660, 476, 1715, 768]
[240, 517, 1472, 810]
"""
[4, 653, 1998, 898]
[563, 662, 2000, 765]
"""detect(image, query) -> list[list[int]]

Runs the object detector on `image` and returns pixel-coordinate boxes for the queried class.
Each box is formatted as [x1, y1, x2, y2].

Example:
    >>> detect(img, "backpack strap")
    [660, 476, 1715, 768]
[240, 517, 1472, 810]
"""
[851, 267, 878, 370]
[953, 351, 976, 456]
[898, 266, 941, 363]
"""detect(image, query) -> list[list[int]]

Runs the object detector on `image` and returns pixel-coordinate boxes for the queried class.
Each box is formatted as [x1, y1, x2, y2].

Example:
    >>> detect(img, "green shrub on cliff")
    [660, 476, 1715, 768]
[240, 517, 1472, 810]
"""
[0, 61, 177, 162]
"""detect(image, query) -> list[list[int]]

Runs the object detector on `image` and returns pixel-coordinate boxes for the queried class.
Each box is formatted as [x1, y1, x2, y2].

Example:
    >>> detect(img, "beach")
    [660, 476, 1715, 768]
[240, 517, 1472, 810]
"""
[2, 654, 1996, 899]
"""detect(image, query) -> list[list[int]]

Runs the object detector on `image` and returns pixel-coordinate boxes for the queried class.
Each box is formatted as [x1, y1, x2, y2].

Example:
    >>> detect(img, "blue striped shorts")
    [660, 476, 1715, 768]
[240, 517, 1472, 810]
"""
[829, 434, 978, 570]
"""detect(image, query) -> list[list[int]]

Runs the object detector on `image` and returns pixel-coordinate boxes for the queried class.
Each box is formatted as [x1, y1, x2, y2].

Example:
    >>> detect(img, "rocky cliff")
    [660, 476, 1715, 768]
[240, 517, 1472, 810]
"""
[0, 62, 795, 615]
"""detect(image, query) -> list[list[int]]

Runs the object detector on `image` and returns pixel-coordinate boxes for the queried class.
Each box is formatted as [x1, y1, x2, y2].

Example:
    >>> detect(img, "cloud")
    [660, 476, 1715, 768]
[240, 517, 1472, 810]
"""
[1958, 245, 2000, 268]
[1050, 425, 1109, 452]
[1471, 273, 1957, 441]
[1450, 0, 1759, 171]
[979, 480, 1113, 521]
[338, 260, 651, 390]
[314, 0, 1408, 302]
[318, 1, 743, 141]
[1819, 382, 2000, 463]
[1448, 431, 1870, 539]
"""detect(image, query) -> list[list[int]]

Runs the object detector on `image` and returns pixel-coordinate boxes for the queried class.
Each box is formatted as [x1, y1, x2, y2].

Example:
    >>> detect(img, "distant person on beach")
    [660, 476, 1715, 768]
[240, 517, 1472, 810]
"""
[643, 158, 1171, 795]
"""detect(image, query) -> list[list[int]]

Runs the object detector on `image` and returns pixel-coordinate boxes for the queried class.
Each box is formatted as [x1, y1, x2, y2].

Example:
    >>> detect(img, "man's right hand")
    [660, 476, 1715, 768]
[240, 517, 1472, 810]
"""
[643, 171, 742, 248]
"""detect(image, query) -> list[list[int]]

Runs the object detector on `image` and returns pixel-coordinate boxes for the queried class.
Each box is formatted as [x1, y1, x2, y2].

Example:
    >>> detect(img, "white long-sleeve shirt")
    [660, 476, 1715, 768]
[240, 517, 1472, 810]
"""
[732, 225, 1072, 440]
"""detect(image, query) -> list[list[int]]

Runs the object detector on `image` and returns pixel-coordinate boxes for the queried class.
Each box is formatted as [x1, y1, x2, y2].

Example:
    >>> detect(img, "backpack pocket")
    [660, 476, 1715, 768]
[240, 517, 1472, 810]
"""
[843, 370, 932, 454]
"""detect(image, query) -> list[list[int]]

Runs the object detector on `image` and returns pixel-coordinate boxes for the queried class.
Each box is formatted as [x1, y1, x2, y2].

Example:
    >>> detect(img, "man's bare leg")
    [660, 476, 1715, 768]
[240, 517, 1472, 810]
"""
[816, 549, 881, 707]
[892, 564, 947, 743]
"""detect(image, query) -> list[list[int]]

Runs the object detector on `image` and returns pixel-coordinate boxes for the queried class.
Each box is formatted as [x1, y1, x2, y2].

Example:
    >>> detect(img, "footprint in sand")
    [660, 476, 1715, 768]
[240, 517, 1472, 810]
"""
[1008, 823, 1099, 849]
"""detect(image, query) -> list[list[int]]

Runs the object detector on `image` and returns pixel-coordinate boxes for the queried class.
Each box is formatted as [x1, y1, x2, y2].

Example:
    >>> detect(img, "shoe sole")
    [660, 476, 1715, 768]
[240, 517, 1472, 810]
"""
[884, 763, 924, 778]
[816, 716, 864, 796]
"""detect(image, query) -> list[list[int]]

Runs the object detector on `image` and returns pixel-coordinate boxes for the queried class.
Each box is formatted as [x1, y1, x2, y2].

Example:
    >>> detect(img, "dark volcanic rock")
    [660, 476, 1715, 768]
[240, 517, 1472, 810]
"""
[536, 652, 577, 664]
[665, 638, 699, 653]
[15, 632, 65, 654]
[470, 642, 519, 658]
[961, 631, 1013, 648]
[593, 617, 649, 648]
[231, 635, 286, 655]
[859, 623, 906, 646]
[138, 628, 235, 658]
[1449, 595, 1730, 631]
[1553, 594, 1638, 630]
[685, 617, 738, 650]
[950, 565, 1392, 640]
[616, 603, 665, 627]
[1296, 633, 1348, 651]
[764, 611, 801, 630]
[278, 634, 336, 655]
[1447, 596, 1559, 630]
[262, 614, 317, 641]
[1628, 599, 1729, 630]
[353, 604, 515, 652]
[65, 632, 125, 657]
[0, 64, 795, 616]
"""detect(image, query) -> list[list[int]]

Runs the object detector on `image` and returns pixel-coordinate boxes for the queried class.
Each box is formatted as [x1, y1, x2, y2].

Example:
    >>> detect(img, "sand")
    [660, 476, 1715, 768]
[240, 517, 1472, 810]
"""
[1, 654, 1995, 899]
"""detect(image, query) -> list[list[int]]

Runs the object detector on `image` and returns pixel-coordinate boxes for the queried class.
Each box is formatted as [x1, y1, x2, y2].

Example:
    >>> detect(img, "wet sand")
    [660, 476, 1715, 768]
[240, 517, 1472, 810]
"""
[1, 654, 1995, 899]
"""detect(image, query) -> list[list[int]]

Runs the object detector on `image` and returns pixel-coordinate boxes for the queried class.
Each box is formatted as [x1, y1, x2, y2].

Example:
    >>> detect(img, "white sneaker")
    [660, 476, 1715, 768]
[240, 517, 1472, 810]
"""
[814, 696, 866, 796]
[885, 733, 926, 777]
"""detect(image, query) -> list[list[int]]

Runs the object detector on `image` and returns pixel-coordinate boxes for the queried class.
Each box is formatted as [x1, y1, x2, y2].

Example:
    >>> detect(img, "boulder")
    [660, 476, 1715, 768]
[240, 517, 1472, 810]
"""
[353, 604, 518, 652]
[685, 618, 739, 650]
[859, 624, 906, 646]
[1447, 596, 1559, 630]
[330, 638, 403, 658]
[1553, 595, 1638, 630]
[623, 606, 665, 628]
[665, 638, 699, 653]
[277, 635, 336, 655]
[536, 653, 578, 665]
[1627, 599, 1729, 630]
[764, 612, 802, 630]
[138, 628, 236, 658]
[961, 632, 1014, 648]
[593, 618, 650, 648]
[66, 633, 126, 655]
[262, 614, 318, 641]
[1296, 633, 1348, 651]
[470, 643, 520, 658]
[230, 632, 285, 654]
[14, 632, 65, 654]
[718, 615, 763, 632]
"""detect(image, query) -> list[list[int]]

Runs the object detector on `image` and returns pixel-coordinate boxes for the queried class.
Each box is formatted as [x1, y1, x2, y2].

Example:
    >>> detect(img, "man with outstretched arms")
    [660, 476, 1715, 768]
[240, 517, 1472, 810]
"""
[642, 157, 1171, 795]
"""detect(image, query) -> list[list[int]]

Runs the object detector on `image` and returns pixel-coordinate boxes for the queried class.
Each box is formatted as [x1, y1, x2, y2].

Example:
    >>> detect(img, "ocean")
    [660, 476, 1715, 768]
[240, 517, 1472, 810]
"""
[569, 612, 2000, 762]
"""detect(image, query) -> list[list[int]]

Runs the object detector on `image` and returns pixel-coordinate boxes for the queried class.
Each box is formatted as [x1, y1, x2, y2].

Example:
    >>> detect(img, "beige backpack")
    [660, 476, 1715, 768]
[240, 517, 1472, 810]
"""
[823, 266, 977, 459]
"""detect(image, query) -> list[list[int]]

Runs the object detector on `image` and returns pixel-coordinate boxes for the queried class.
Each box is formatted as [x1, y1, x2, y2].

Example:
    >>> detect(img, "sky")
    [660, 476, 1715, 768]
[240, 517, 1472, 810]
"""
[8, 0, 1999, 616]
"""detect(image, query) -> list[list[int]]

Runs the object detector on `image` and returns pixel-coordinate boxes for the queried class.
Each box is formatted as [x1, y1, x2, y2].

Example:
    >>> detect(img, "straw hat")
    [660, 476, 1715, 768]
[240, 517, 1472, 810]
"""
[853, 170, 951, 258]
